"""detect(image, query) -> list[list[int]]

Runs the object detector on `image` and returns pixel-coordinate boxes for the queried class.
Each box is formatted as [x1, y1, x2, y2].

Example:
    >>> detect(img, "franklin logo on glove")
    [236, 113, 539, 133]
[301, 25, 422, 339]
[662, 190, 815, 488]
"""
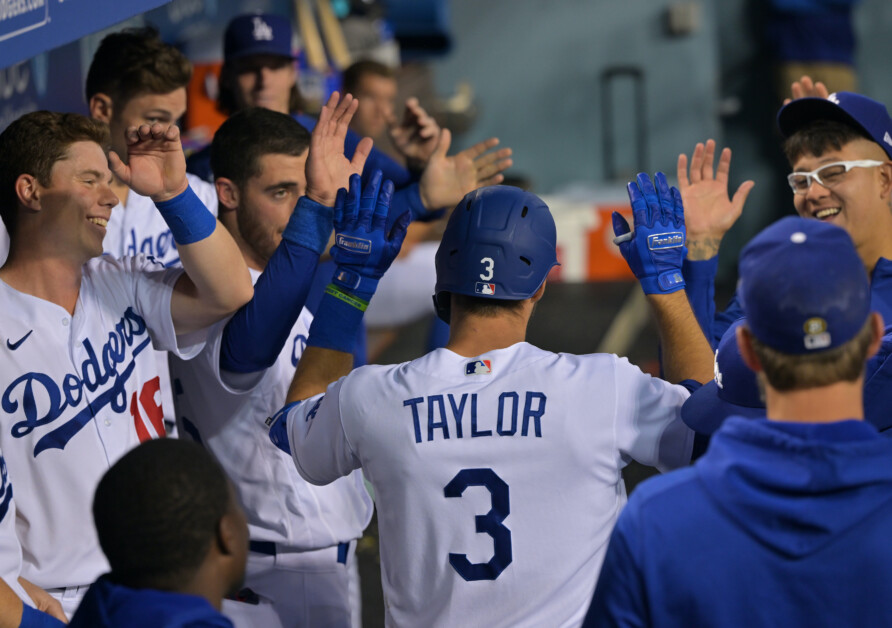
[336, 234, 372, 254]
[648, 232, 684, 250]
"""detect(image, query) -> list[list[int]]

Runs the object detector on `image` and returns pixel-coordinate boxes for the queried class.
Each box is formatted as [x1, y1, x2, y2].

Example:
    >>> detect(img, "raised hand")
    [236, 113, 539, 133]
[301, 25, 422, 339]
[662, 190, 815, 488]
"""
[677, 139, 754, 260]
[612, 172, 686, 295]
[109, 123, 188, 202]
[330, 170, 409, 299]
[418, 129, 513, 211]
[306, 91, 373, 207]
[784, 75, 830, 105]
[389, 97, 440, 169]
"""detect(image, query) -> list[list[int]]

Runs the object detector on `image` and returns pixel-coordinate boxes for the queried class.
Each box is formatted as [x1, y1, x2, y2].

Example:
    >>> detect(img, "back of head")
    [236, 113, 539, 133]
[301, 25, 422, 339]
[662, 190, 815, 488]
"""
[681, 318, 765, 436]
[434, 185, 559, 323]
[777, 92, 892, 164]
[86, 27, 191, 107]
[0, 111, 109, 237]
[738, 216, 872, 390]
[210, 107, 310, 187]
[93, 439, 230, 590]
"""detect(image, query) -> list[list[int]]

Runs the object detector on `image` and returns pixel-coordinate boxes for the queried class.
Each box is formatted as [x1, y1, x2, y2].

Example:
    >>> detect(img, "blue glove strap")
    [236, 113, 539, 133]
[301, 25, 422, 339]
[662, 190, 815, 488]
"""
[19, 605, 65, 628]
[153, 185, 217, 245]
[306, 286, 367, 353]
[331, 267, 378, 303]
[282, 196, 334, 256]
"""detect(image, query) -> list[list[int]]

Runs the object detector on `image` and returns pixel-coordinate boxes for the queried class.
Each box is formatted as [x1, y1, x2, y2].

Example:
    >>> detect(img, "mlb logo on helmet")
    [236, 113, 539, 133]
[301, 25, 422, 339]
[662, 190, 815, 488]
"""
[465, 359, 492, 375]
[475, 283, 495, 295]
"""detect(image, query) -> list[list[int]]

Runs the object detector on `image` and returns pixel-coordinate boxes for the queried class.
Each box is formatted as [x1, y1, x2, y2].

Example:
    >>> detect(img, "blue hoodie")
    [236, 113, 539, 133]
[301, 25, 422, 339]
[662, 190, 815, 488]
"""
[68, 577, 233, 628]
[585, 417, 892, 627]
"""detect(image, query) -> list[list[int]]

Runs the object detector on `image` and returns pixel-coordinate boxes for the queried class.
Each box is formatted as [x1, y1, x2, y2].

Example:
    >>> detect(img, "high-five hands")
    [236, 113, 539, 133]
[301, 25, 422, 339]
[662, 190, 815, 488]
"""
[613, 172, 686, 295]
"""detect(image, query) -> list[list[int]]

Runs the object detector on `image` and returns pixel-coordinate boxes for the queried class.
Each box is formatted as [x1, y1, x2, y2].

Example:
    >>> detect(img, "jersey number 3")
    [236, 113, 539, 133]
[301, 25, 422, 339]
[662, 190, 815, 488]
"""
[444, 468, 512, 581]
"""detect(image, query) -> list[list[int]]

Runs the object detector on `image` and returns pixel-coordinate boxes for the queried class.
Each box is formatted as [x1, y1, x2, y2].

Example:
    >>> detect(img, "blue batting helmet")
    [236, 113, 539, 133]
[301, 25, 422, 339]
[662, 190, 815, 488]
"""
[434, 185, 559, 323]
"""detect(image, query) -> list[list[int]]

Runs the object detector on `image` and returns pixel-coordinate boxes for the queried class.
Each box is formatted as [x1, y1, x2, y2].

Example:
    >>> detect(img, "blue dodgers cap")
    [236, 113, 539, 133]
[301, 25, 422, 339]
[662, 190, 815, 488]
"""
[224, 14, 295, 62]
[681, 319, 765, 435]
[738, 216, 870, 355]
[777, 92, 892, 160]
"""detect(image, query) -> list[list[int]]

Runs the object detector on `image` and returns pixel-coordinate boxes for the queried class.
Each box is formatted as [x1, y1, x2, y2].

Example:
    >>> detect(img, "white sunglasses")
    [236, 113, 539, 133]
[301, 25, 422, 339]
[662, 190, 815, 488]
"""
[787, 159, 886, 194]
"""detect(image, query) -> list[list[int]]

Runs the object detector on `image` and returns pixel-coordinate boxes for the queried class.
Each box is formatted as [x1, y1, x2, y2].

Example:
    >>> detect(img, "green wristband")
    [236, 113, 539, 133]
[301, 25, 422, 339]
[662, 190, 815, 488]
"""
[324, 284, 369, 312]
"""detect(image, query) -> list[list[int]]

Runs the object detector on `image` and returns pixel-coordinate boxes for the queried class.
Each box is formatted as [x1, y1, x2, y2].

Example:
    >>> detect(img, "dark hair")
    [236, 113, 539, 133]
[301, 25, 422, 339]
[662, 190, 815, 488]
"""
[85, 27, 191, 107]
[783, 120, 874, 165]
[452, 293, 527, 318]
[216, 59, 304, 116]
[342, 59, 395, 96]
[210, 107, 311, 186]
[93, 439, 230, 590]
[749, 319, 874, 391]
[0, 111, 109, 236]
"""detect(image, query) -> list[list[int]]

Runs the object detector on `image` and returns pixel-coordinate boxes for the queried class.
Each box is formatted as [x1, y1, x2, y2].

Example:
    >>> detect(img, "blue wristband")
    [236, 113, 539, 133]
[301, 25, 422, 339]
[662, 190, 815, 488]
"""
[19, 604, 65, 628]
[331, 267, 378, 303]
[306, 285, 367, 353]
[154, 185, 217, 245]
[283, 196, 334, 256]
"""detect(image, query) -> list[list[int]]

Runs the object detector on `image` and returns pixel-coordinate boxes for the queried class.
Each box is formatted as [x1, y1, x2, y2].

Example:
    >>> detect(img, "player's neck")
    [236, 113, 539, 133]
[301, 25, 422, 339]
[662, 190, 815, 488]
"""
[218, 211, 265, 271]
[0, 249, 82, 313]
[446, 313, 529, 358]
[764, 378, 865, 424]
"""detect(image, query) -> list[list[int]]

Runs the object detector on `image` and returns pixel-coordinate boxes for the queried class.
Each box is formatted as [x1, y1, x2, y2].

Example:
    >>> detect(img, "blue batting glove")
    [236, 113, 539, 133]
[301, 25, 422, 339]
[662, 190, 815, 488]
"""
[330, 171, 410, 301]
[612, 171, 686, 294]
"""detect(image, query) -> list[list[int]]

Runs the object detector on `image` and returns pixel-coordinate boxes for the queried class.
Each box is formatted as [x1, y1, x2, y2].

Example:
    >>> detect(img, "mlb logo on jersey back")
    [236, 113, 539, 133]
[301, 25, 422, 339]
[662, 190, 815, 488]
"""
[465, 359, 492, 375]
[475, 282, 495, 295]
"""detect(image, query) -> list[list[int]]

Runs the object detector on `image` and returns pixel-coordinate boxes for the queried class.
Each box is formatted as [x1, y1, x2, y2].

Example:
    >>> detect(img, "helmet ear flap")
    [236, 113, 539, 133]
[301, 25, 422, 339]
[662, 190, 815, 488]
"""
[433, 292, 451, 324]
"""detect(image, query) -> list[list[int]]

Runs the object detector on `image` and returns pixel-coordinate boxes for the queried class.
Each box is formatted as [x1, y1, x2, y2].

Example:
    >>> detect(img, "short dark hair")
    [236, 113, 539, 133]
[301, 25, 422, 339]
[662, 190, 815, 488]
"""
[210, 107, 311, 186]
[216, 59, 304, 116]
[0, 111, 109, 237]
[452, 293, 527, 318]
[783, 119, 874, 165]
[93, 439, 230, 590]
[749, 318, 874, 391]
[85, 27, 191, 107]
[342, 59, 395, 96]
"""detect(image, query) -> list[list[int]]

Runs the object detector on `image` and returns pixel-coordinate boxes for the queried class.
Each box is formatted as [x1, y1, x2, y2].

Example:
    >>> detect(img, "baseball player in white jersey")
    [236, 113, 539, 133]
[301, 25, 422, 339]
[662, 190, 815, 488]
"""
[87, 27, 220, 432]
[0, 111, 252, 618]
[266, 172, 714, 625]
[170, 98, 376, 627]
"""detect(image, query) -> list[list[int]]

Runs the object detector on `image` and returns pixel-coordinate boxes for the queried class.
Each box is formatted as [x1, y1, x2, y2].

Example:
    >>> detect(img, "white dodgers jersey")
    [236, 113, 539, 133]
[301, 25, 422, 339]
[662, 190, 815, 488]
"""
[103, 175, 218, 268]
[0, 255, 203, 589]
[282, 342, 693, 627]
[169, 268, 372, 552]
[0, 448, 34, 607]
[102, 177, 218, 432]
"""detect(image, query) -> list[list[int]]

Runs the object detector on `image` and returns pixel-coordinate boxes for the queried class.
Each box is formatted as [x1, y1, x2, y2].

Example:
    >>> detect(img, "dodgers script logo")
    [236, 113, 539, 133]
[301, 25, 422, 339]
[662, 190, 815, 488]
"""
[336, 234, 371, 254]
[647, 232, 684, 250]
[1, 307, 154, 456]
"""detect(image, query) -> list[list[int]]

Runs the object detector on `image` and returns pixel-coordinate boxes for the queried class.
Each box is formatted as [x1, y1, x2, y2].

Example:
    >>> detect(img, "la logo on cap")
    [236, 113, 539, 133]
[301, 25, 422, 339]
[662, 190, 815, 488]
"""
[713, 349, 723, 389]
[252, 17, 274, 41]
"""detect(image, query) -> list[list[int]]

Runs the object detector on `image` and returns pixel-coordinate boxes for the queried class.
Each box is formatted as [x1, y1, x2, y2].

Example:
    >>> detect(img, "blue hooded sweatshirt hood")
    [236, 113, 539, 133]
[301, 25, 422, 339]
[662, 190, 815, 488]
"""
[69, 577, 233, 628]
[697, 417, 892, 558]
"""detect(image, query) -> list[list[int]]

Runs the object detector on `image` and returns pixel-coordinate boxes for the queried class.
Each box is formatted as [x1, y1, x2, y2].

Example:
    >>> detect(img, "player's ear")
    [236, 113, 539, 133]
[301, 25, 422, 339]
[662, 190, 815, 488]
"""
[215, 177, 240, 213]
[867, 311, 884, 360]
[530, 281, 547, 304]
[89, 93, 114, 124]
[736, 325, 762, 373]
[15, 174, 42, 211]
